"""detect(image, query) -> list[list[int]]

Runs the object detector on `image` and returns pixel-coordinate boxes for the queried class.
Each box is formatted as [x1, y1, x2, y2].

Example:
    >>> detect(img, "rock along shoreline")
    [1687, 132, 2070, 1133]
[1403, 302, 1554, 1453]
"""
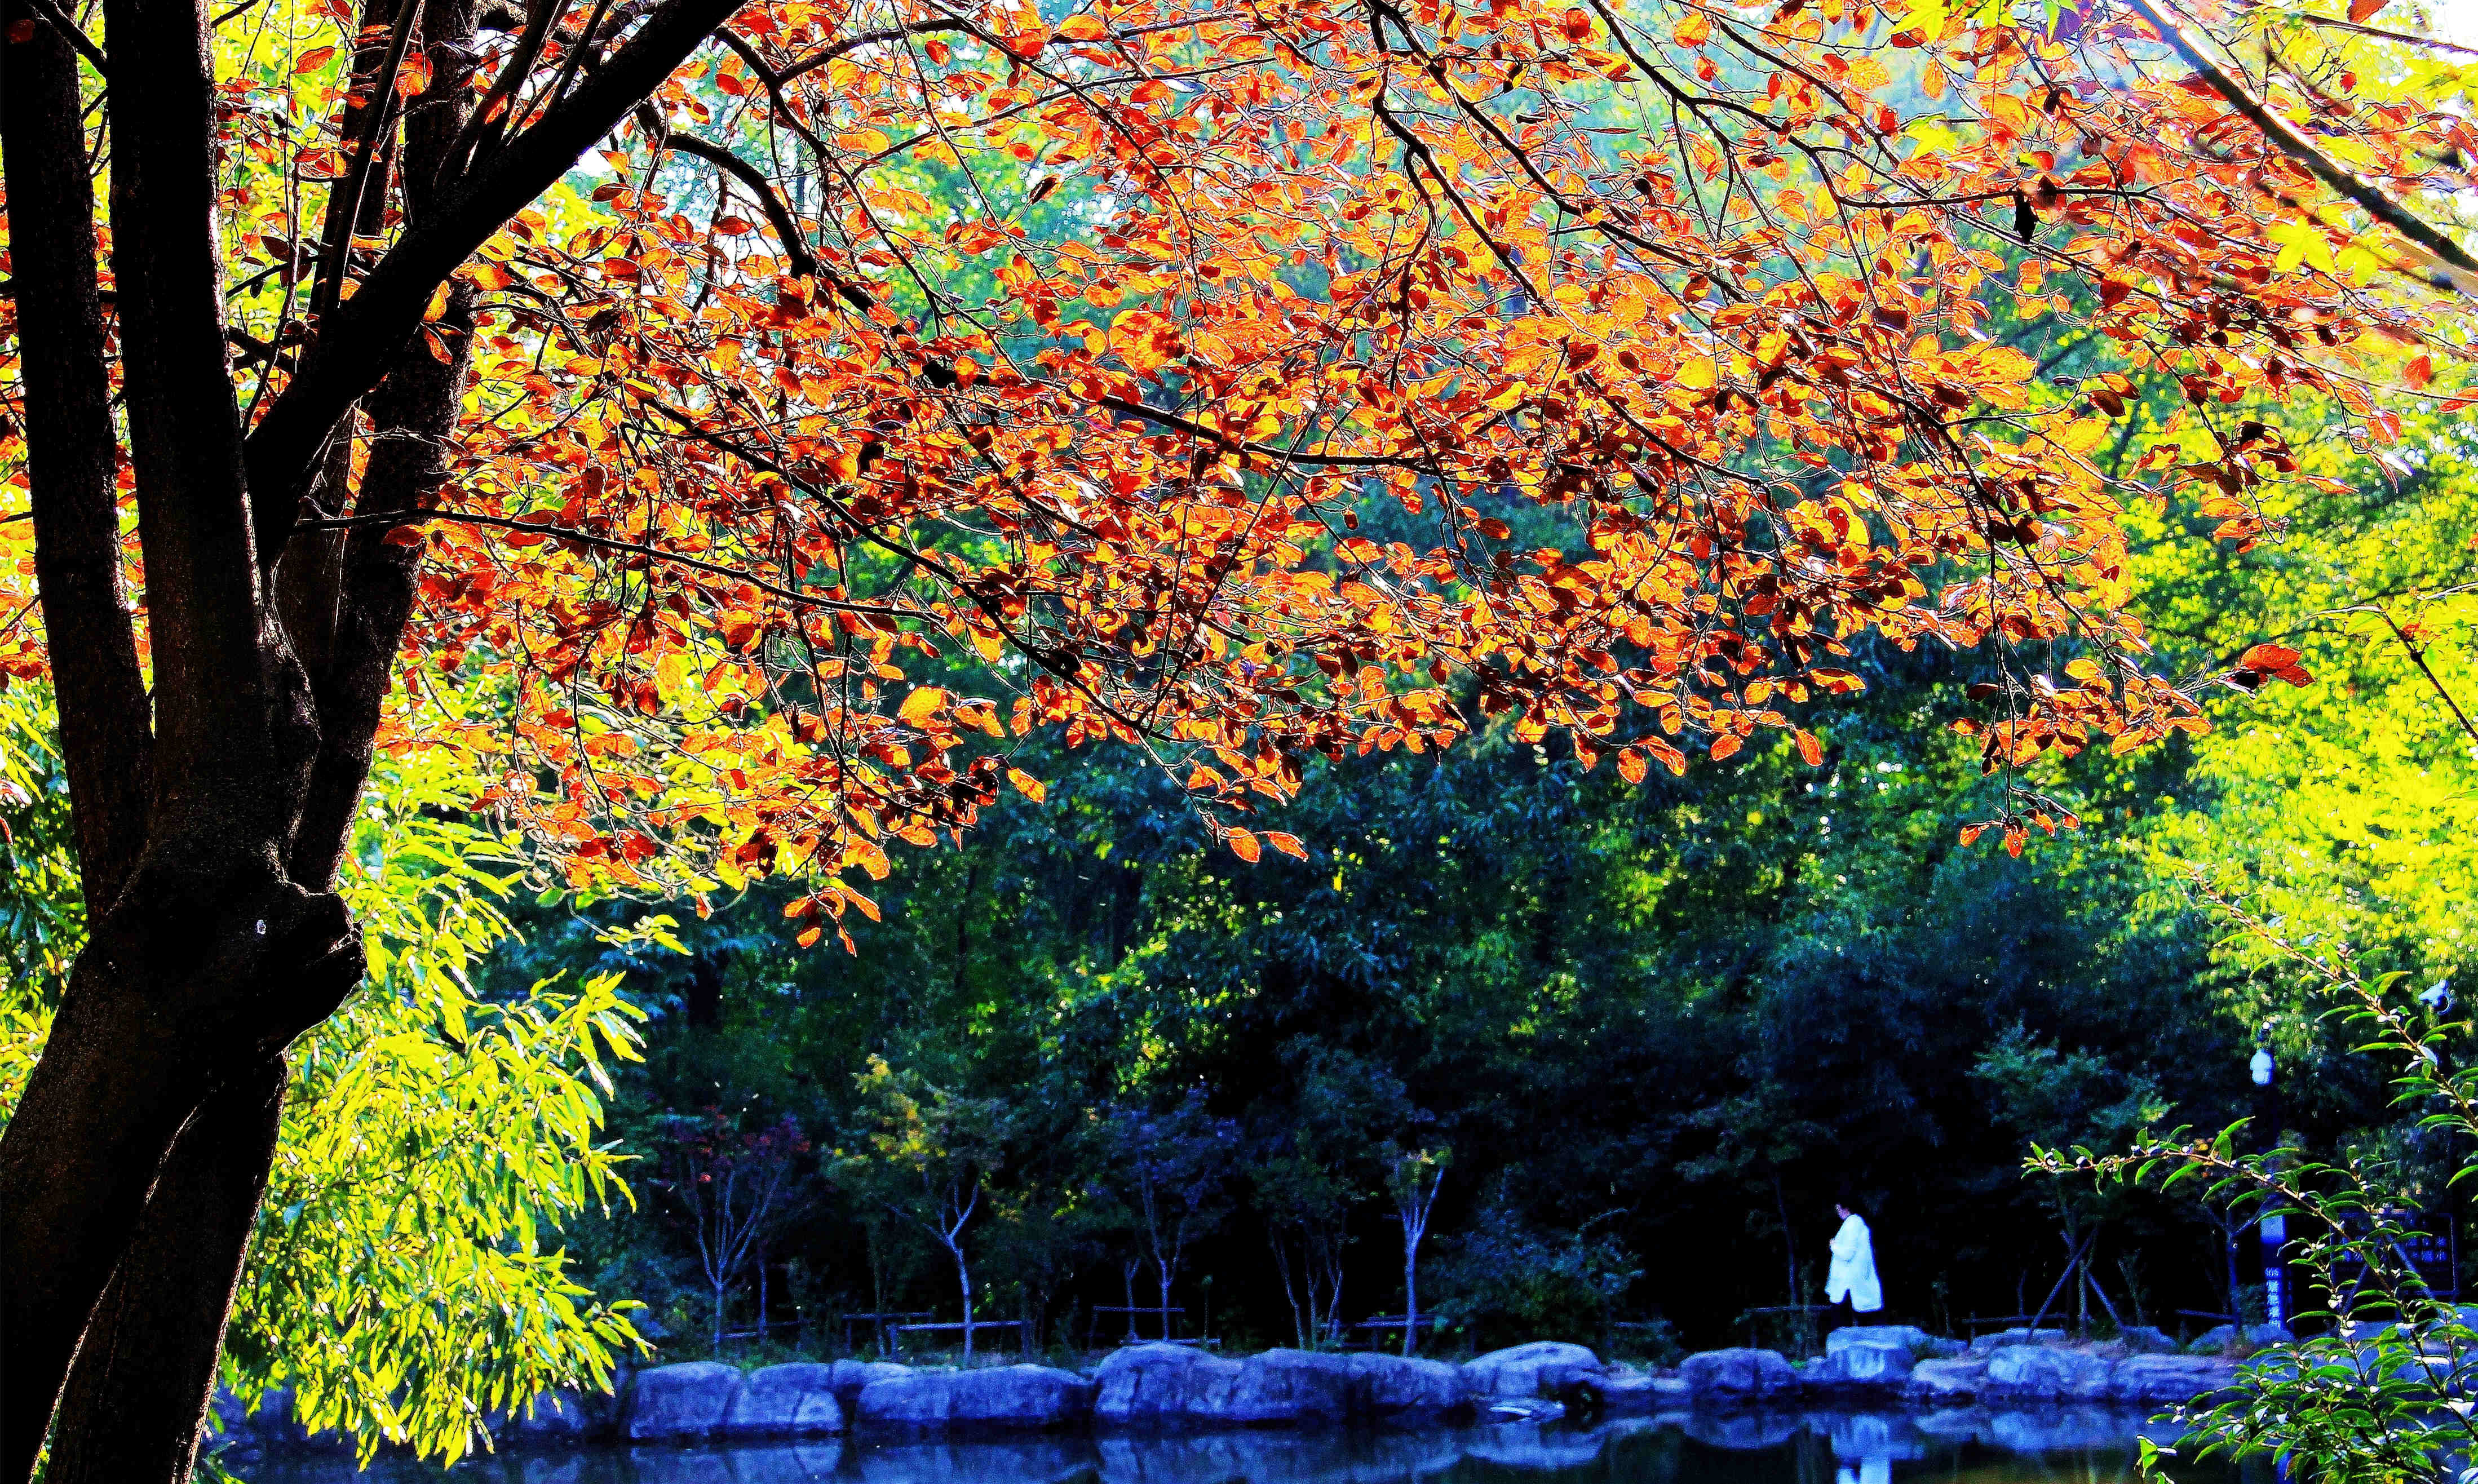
[211, 1332, 2247, 1463]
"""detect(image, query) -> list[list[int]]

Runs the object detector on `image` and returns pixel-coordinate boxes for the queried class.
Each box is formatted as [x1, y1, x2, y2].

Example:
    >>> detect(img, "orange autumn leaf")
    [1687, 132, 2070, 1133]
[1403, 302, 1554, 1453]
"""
[0, 0, 2455, 963]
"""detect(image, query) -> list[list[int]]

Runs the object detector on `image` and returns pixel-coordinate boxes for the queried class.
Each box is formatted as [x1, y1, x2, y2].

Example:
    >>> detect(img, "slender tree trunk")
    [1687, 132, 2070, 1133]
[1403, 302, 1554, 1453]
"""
[1157, 1255, 1175, 1341]
[44, 1061, 288, 1484]
[1402, 1244, 1419, 1358]
[1272, 1235, 1307, 1349]
[955, 1245, 975, 1359]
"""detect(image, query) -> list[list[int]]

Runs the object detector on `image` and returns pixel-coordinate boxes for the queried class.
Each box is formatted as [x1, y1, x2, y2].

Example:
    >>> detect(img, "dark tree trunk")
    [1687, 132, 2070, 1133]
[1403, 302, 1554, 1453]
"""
[687, 950, 728, 1030]
[46, 1061, 291, 1484]
[0, 0, 747, 1472]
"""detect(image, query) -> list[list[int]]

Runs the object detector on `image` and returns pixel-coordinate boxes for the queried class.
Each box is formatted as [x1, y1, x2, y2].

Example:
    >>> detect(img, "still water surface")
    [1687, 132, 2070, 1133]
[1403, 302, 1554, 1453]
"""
[245, 1410, 2263, 1484]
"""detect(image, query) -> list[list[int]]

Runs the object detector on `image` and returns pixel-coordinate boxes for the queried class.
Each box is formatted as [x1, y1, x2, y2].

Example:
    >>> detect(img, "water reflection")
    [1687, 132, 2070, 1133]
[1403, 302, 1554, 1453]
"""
[241, 1410, 2258, 1484]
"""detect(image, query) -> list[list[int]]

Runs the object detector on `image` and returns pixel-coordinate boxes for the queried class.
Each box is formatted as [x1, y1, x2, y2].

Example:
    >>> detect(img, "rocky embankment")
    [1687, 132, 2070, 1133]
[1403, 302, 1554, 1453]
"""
[1671, 1325, 2245, 1411]
[210, 1331, 2247, 1463]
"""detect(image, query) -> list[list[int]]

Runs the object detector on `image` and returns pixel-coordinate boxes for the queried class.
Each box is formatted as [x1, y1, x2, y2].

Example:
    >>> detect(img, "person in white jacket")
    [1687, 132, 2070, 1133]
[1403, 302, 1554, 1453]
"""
[1825, 1200, 1883, 1332]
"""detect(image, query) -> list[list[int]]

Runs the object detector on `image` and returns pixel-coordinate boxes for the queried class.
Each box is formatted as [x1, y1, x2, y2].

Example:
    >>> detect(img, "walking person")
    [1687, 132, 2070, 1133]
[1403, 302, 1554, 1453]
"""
[1825, 1195, 1882, 1336]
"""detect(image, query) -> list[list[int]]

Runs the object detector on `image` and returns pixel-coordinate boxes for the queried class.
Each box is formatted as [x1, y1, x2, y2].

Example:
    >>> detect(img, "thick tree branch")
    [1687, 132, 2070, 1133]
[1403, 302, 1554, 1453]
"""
[290, 0, 484, 889]
[0, 3, 156, 919]
[23, 0, 109, 76]
[660, 131, 823, 279]
[243, 0, 749, 566]
[304, 0, 427, 327]
[2125, 0, 2478, 298]
[108, 0, 321, 851]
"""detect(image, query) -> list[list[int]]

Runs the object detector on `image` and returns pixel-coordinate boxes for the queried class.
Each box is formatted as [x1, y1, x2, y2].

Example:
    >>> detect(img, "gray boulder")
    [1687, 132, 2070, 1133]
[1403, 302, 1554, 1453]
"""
[622, 1362, 745, 1442]
[723, 1363, 848, 1438]
[1829, 1325, 1958, 1359]
[1968, 1327, 2067, 1354]
[2117, 1326, 2179, 1354]
[826, 1359, 917, 1412]
[1478, 1396, 1567, 1424]
[1224, 1349, 1357, 1425]
[2187, 1323, 2287, 1351]
[1533, 1362, 1661, 1416]
[1346, 1352, 1467, 1418]
[1594, 1374, 1676, 1415]
[1982, 1345, 2112, 1399]
[1905, 1358, 1988, 1401]
[1093, 1345, 1244, 1427]
[1680, 1348, 1798, 1399]
[1459, 1341, 1601, 1398]
[858, 1364, 1096, 1433]
[494, 1387, 599, 1446]
[206, 1386, 341, 1456]
[1807, 1340, 1915, 1388]
[2111, 1354, 2240, 1403]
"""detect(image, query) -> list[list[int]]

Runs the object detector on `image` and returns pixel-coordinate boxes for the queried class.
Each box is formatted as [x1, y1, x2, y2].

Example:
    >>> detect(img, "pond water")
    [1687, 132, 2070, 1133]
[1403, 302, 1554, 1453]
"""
[240, 1410, 2263, 1484]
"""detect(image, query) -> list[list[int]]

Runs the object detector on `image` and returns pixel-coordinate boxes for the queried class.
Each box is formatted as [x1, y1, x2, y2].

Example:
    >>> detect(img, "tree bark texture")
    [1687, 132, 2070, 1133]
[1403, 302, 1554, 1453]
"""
[0, 0, 745, 1472]
[44, 1061, 291, 1484]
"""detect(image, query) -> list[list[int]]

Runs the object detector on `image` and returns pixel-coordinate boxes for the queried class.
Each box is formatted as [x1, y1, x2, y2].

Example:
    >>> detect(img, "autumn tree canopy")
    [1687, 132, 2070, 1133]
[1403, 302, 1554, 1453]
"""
[0, 0, 2468, 1470]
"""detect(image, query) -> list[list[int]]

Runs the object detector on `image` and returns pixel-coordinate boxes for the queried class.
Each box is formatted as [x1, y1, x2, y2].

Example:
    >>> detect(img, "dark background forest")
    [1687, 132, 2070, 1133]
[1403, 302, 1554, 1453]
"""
[503, 586, 2423, 1363]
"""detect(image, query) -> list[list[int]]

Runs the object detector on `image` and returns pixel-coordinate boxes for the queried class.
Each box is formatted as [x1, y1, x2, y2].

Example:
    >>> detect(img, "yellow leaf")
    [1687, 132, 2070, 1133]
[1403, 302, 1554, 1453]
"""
[897, 686, 946, 724]
[1007, 767, 1047, 802]
[2056, 415, 2108, 455]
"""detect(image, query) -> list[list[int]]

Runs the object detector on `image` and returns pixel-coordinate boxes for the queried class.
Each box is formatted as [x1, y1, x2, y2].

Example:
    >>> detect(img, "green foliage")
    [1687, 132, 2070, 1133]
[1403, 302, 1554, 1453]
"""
[1426, 1193, 1641, 1353]
[2063, 937, 2478, 1479]
[0, 707, 649, 1467]
[0, 689, 81, 1001]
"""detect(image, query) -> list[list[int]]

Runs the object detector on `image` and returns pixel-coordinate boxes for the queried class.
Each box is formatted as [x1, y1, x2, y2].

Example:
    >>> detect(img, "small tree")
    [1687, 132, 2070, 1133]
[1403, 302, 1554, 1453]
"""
[1254, 1154, 1355, 1349]
[1973, 1027, 2167, 1334]
[656, 1106, 809, 1354]
[1111, 1090, 1238, 1339]
[840, 1057, 1008, 1357]
[1386, 1145, 1451, 1357]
